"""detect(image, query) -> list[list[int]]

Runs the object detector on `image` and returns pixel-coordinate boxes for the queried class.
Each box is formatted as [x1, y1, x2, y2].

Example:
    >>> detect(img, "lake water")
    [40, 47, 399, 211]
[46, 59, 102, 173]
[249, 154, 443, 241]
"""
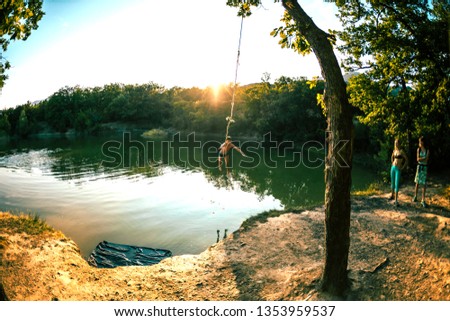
[0, 132, 376, 258]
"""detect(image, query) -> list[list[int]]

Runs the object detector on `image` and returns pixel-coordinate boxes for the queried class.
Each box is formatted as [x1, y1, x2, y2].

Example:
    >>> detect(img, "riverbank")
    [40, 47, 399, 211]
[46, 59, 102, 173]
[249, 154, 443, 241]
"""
[1, 179, 449, 301]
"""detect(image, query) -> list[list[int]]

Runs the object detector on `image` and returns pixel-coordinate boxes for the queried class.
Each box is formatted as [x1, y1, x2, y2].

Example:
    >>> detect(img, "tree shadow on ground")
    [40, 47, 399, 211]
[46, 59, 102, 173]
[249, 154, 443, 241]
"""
[346, 204, 450, 300]
[222, 212, 326, 301]
[220, 188, 449, 301]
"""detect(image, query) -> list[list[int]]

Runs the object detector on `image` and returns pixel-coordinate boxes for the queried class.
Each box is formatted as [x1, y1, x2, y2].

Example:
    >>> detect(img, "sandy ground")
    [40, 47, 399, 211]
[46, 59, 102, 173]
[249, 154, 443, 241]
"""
[0, 181, 449, 301]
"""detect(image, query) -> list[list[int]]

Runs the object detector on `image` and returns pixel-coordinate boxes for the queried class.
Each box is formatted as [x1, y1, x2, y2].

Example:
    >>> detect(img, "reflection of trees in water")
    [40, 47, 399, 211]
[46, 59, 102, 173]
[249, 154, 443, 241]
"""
[2, 136, 326, 207]
[49, 143, 325, 207]
[201, 162, 324, 208]
[50, 148, 164, 182]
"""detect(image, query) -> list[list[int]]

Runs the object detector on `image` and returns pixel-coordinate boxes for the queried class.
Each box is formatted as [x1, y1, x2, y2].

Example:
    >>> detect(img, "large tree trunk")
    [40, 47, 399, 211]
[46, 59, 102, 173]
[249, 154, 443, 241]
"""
[282, 0, 353, 296]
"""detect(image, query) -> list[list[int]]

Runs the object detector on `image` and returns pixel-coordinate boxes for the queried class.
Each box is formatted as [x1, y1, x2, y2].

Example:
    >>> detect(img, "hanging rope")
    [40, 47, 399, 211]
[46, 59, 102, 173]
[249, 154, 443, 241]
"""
[225, 15, 245, 140]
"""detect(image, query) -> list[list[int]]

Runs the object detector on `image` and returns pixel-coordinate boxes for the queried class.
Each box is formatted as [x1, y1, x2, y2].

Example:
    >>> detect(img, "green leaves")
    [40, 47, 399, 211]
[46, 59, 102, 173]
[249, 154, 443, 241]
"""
[339, 0, 450, 164]
[270, 11, 312, 55]
[225, 0, 262, 17]
[1, 0, 44, 49]
[0, 0, 44, 88]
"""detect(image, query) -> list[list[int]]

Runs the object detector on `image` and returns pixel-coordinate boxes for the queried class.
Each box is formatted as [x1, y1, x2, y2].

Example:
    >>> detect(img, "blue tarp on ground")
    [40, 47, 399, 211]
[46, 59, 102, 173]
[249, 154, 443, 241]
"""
[88, 240, 172, 268]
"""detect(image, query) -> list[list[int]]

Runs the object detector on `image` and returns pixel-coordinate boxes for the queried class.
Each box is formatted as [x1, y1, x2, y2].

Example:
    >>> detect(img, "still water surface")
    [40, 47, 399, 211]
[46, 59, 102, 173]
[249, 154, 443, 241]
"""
[0, 133, 376, 257]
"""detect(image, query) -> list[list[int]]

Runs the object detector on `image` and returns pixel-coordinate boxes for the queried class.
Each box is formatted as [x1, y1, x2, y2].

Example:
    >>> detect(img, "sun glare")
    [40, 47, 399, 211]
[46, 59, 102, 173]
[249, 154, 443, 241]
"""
[211, 83, 224, 101]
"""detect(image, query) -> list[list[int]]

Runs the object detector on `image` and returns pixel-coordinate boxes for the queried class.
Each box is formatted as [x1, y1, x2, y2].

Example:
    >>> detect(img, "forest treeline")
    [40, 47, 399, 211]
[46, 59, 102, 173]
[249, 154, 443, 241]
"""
[0, 77, 326, 142]
[0, 75, 448, 169]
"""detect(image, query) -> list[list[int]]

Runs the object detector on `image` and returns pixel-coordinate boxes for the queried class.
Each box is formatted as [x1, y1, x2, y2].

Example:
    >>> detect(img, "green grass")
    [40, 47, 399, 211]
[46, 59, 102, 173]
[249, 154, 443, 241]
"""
[441, 185, 450, 200]
[141, 128, 168, 139]
[0, 235, 7, 250]
[0, 212, 54, 235]
[352, 181, 386, 197]
[239, 204, 321, 232]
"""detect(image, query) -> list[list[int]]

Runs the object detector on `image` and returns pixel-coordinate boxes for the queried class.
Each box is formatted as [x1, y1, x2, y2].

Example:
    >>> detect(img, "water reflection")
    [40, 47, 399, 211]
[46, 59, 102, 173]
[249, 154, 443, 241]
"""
[0, 132, 375, 210]
[0, 133, 330, 207]
[0, 133, 376, 256]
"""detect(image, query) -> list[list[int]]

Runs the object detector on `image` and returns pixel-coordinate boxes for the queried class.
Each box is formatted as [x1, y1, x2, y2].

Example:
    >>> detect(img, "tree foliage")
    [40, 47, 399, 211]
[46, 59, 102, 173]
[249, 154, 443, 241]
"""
[337, 0, 450, 167]
[1, 78, 326, 141]
[0, 111, 11, 135]
[0, 0, 44, 88]
[242, 76, 325, 141]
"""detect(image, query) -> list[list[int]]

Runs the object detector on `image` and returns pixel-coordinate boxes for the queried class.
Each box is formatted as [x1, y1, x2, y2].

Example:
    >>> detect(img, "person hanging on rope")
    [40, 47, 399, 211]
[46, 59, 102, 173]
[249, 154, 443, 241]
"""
[217, 2, 247, 173]
[218, 136, 246, 171]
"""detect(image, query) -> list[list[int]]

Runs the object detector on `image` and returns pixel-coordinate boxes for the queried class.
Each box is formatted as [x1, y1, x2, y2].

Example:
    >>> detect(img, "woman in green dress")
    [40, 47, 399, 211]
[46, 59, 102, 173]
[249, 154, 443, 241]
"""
[412, 137, 430, 208]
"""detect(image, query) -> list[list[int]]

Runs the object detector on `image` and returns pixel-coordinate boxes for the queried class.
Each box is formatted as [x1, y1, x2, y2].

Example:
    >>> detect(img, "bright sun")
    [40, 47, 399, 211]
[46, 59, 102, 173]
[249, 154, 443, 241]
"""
[211, 83, 224, 101]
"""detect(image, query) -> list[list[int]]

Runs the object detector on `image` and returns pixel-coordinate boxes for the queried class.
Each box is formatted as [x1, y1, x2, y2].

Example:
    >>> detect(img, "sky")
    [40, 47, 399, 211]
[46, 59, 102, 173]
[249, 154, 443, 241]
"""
[0, 0, 342, 109]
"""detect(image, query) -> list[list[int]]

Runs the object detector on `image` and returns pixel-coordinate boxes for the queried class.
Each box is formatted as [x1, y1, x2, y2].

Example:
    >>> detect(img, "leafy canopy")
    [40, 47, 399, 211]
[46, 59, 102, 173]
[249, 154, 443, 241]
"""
[338, 1, 449, 139]
[227, 0, 338, 55]
[0, 0, 45, 88]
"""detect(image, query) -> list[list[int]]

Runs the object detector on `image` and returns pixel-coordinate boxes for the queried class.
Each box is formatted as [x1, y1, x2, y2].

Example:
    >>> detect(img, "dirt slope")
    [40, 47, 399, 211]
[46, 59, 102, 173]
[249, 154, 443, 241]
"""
[0, 182, 449, 301]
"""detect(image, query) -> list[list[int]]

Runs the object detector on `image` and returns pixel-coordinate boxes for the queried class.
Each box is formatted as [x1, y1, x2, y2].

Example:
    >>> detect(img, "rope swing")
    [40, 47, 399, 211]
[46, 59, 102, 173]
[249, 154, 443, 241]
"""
[225, 14, 245, 140]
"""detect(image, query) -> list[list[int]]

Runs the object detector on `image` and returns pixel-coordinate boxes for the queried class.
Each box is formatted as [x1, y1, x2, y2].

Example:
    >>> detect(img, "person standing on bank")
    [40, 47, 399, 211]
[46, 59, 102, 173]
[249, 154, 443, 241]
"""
[389, 138, 408, 206]
[412, 136, 429, 208]
[218, 136, 245, 172]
